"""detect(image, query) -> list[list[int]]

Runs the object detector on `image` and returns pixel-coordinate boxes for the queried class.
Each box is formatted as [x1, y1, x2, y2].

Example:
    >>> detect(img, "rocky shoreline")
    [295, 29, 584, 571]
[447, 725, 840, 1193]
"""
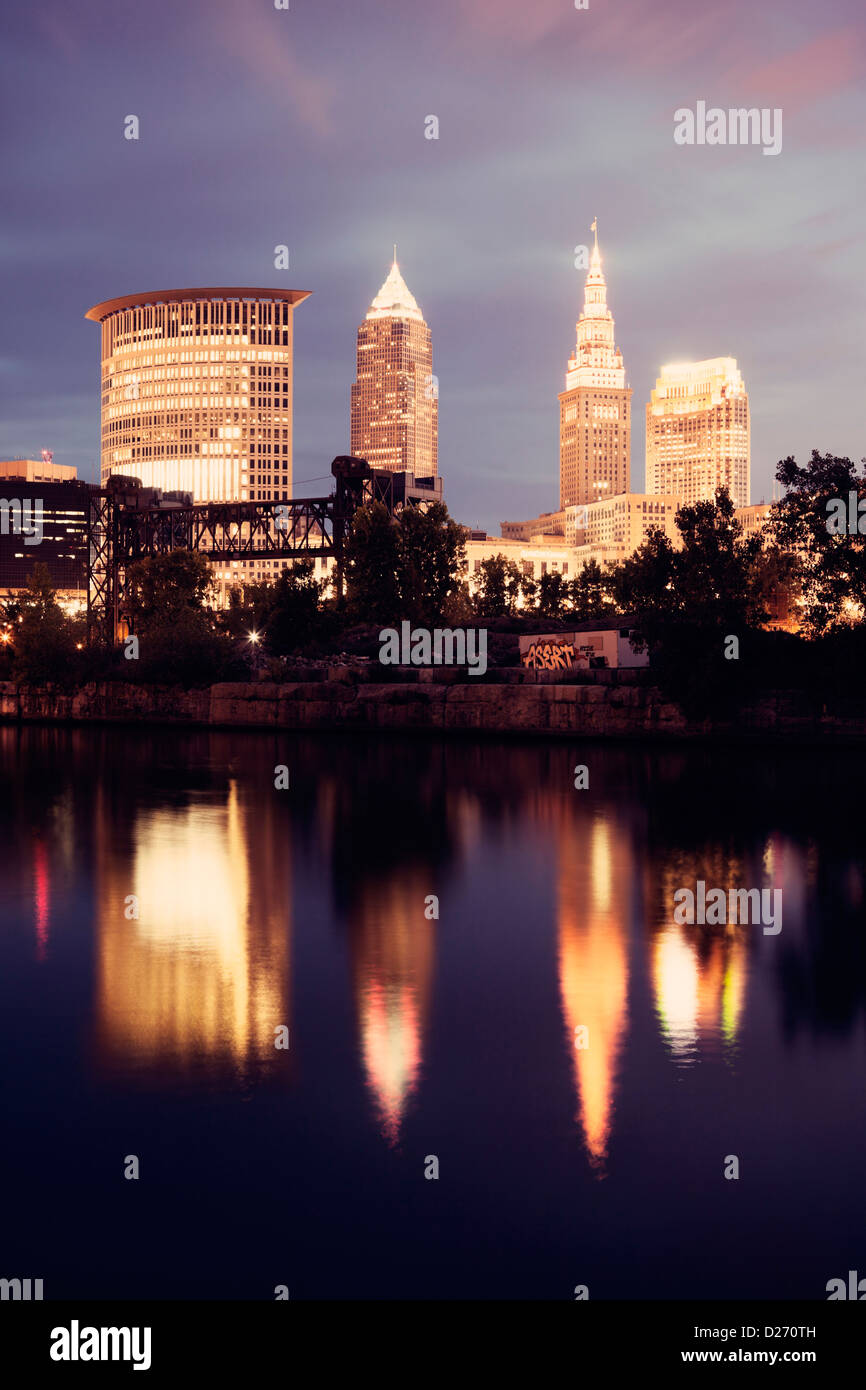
[1, 673, 862, 742]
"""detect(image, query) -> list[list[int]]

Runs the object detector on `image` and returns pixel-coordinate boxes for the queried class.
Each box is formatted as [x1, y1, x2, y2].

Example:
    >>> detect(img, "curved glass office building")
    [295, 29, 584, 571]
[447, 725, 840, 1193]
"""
[86, 287, 311, 504]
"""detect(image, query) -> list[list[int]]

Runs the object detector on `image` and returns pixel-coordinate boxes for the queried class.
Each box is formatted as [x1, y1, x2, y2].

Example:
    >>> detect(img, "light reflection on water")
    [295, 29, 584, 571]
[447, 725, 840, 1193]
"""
[2, 725, 865, 1299]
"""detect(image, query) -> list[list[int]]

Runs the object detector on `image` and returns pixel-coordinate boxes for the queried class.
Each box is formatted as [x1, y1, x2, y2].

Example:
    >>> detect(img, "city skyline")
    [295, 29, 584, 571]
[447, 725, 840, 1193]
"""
[1, 0, 863, 532]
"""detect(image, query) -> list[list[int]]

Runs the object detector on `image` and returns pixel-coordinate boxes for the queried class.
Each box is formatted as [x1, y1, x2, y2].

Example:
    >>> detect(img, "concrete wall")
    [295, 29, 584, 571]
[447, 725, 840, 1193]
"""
[0, 677, 863, 742]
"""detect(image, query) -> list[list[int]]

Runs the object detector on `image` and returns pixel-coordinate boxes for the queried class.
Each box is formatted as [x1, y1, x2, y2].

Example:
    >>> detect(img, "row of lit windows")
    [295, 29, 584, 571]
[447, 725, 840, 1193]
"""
[104, 349, 290, 372]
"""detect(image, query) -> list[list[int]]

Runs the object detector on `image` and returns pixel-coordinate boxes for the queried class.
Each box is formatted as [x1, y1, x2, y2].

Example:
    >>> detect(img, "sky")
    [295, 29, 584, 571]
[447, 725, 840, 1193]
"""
[1, 0, 864, 531]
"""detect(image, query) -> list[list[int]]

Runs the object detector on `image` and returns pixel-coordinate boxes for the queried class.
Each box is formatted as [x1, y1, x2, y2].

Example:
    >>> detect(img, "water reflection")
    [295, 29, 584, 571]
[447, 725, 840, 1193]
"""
[557, 813, 630, 1172]
[652, 926, 747, 1062]
[33, 838, 50, 963]
[2, 727, 865, 1156]
[93, 772, 292, 1082]
[318, 742, 452, 1144]
[349, 871, 435, 1145]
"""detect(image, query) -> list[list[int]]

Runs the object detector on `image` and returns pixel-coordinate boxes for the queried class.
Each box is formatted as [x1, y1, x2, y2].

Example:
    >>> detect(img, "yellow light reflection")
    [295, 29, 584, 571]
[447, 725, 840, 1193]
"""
[557, 813, 629, 1172]
[95, 782, 290, 1077]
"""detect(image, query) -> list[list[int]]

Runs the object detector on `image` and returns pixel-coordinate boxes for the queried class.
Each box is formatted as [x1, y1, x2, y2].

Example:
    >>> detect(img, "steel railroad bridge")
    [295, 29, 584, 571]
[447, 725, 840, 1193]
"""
[87, 456, 442, 643]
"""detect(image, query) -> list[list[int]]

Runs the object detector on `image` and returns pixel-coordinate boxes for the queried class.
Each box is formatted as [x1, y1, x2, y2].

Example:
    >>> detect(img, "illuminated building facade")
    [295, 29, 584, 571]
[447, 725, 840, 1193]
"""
[559, 225, 631, 509]
[350, 255, 437, 478]
[566, 492, 680, 562]
[0, 454, 76, 484]
[497, 494, 680, 578]
[86, 287, 310, 597]
[646, 358, 750, 509]
[86, 287, 310, 502]
[735, 501, 772, 539]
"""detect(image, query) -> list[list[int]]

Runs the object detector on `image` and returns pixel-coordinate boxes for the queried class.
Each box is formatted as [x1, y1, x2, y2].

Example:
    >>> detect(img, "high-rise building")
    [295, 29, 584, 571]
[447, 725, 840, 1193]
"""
[559, 224, 631, 510]
[86, 287, 310, 503]
[350, 254, 437, 478]
[645, 358, 750, 509]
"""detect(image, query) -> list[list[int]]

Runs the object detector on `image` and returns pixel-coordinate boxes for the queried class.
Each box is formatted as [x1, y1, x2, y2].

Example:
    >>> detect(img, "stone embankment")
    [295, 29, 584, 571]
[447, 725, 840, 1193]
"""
[0, 672, 862, 741]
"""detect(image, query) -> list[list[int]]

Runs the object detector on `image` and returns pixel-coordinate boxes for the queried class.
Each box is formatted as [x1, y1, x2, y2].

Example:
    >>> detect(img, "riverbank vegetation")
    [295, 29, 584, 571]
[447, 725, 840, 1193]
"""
[1, 453, 865, 715]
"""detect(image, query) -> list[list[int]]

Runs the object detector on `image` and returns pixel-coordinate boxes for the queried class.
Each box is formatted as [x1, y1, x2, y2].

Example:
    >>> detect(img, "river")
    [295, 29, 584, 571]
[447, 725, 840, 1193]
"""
[1, 725, 863, 1299]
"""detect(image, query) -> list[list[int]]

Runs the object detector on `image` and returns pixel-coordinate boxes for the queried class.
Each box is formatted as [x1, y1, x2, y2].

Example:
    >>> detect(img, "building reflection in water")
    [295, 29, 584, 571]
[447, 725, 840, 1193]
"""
[649, 851, 748, 1064]
[348, 871, 435, 1147]
[652, 926, 747, 1061]
[557, 811, 630, 1173]
[94, 779, 291, 1082]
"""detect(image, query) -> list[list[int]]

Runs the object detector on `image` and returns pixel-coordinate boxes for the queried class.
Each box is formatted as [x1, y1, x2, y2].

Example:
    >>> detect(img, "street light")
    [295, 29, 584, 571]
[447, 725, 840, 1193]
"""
[247, 629, 262, 675]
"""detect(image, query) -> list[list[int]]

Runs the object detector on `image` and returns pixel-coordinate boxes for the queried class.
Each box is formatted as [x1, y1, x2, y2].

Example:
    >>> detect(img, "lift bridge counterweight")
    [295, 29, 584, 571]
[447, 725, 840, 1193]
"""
[86, 456, 443, 643]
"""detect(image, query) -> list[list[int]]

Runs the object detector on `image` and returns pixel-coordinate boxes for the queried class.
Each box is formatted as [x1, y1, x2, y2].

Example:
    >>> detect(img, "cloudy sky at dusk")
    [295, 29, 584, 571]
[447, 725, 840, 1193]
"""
[1, 0, 864, 529]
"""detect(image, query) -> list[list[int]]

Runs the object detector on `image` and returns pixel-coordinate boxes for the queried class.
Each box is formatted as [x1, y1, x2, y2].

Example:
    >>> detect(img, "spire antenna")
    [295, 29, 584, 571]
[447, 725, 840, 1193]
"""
[591, 217, 598, 251]
[393, 243, 398, 265]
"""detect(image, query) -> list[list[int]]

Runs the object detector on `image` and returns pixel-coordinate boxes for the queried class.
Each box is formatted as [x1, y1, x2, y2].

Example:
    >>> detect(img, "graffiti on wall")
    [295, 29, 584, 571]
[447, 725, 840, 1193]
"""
[521, 637, 580, 671]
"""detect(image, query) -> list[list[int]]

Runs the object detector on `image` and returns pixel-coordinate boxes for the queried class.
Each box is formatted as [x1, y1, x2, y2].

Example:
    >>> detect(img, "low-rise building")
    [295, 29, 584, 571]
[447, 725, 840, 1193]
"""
[0, 455, 78, 484]
[464, 533, 575, 602]
[498, 492, 681, 580]
[734, 501, 773, 540]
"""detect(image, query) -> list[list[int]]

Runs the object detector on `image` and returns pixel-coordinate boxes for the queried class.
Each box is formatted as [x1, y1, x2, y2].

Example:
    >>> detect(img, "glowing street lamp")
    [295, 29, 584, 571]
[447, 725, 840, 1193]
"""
[247, 629, 263, 674]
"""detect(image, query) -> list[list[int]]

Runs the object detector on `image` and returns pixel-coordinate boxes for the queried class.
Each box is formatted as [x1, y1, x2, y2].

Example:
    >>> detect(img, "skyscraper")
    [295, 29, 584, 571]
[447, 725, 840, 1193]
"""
[350, 254, 437, 478]
[559, 224, 631, 510]
[86, 287, 310, 503]
[645, 358, 750, 508]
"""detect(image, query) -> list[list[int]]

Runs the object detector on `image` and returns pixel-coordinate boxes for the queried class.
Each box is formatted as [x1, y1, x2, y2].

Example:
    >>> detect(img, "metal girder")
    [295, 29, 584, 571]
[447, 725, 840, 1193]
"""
[86, 457, 443, 644]
[86, 491, 114, 643]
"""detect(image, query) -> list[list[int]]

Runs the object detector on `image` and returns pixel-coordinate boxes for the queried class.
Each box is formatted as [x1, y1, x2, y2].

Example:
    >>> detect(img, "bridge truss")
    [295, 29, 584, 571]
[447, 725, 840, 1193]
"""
[87, 458, 441, 642]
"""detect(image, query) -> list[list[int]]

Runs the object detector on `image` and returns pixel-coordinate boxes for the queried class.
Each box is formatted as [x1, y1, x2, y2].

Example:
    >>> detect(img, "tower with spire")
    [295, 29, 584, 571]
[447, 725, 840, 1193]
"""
[350, 252, 437, 479]
[558, 223, 631, 509]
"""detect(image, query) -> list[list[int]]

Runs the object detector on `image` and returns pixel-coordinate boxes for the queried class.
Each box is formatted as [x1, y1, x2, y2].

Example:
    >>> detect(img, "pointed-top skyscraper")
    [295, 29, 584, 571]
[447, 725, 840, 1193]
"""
[559, 223, 631, 509]
[350, 252, 437, 478]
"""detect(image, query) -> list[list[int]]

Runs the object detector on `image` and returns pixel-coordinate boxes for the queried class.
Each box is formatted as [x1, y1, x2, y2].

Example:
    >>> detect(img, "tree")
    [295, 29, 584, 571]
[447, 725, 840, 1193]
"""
[750, 541, 801, 630]
[613, 491, 767, 646]
[343, 499, 466, 626]
[396, 501, 466, 624]
[770, 451, 866, 634]
[474, 554, 523, 618]
[123, 550, 234, 684]
[125, 550, 216, 628]
[245, 561, 327, 655]
[4, 563, 80, 685]
[537, 569, 568, 618]
[612, 490, 770, 717]
[571, 559, 615, 622]
[611, 528, 678, 634]
[673, 488, 767, 633]
[441, 579, 475, 625]
[343, 501, 402, 624]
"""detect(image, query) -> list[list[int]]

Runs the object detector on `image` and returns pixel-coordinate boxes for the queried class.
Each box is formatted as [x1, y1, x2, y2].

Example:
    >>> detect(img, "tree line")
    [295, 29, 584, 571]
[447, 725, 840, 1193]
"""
[2, 452, 865, 705]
